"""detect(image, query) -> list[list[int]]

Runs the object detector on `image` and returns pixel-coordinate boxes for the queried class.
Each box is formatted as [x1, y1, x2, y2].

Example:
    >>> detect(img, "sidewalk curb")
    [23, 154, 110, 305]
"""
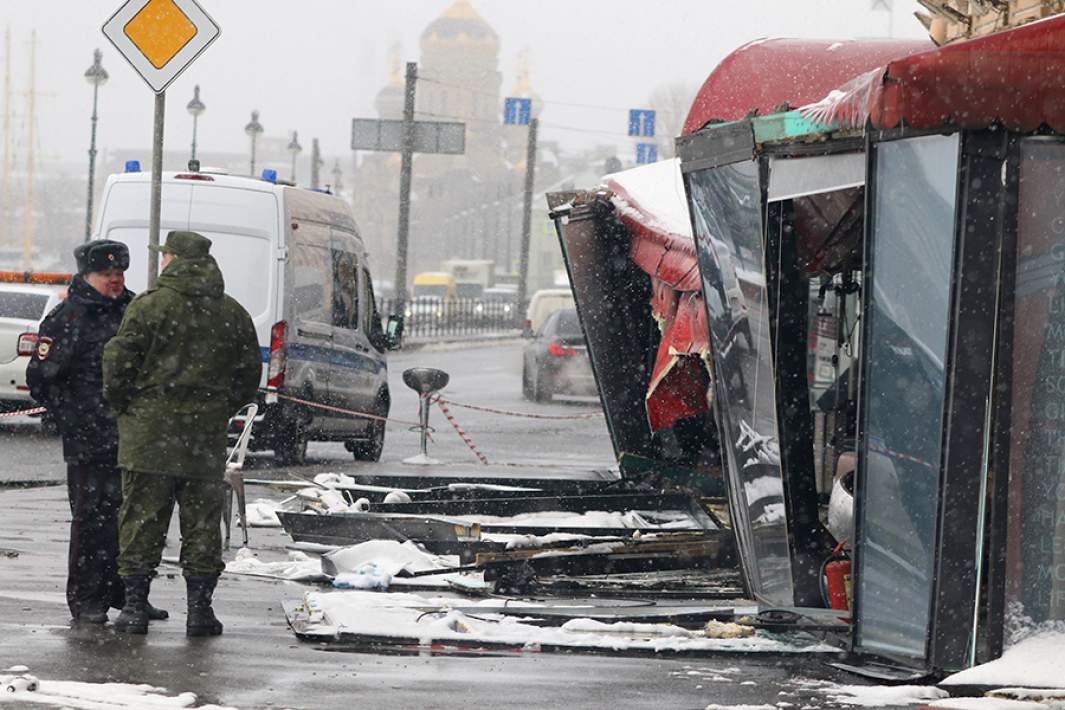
[400, 332, 523, 353]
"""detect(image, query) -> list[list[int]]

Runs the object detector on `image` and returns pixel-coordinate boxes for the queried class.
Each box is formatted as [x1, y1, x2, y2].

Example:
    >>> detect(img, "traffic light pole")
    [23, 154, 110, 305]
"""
[148, 91, 165, 288]
[515, 117, 538, 328]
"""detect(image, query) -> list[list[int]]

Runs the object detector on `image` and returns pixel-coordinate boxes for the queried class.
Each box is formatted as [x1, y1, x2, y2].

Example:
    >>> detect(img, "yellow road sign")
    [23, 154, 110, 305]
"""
[103, 0, 220, 93]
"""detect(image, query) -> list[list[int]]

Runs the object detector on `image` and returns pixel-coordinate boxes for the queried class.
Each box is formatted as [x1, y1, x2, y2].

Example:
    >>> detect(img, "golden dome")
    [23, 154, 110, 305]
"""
[421, 0, 498, 52]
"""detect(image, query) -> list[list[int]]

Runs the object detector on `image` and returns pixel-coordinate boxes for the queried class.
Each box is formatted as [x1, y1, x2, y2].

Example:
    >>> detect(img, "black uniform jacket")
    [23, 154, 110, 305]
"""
[26, 276, 134, 464]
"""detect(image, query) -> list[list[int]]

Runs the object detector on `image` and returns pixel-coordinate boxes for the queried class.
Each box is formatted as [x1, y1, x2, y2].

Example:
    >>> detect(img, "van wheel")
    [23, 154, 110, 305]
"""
[349, 390, 388, 462]
[275, 427, 308, 466]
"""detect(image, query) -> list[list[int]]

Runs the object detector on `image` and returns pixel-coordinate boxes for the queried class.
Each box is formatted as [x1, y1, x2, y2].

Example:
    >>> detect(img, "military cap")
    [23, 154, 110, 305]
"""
[148, 230, 212, 258]
[74, 239, 130, 274]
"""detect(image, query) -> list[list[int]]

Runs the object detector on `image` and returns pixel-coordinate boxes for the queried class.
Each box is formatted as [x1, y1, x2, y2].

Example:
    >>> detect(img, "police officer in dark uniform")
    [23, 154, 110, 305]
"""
[26, 240, 167, 625]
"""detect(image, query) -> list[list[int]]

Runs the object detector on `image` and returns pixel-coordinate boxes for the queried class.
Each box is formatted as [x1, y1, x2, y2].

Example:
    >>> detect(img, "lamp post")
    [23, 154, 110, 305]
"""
[287, 130, 302, 183]
[84, 48, 108, 242]
[331, 159, 343, 194]
[244, 110, 263, 176]
[186, 84, 205, 164]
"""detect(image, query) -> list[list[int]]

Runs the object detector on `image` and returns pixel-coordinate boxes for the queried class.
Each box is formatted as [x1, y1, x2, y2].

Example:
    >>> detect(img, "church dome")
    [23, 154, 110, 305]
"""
[421, 0, 498, 52]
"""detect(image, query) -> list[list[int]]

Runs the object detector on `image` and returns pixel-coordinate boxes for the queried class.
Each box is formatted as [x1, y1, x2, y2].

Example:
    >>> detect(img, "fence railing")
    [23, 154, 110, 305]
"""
[379, 297, 520, 339]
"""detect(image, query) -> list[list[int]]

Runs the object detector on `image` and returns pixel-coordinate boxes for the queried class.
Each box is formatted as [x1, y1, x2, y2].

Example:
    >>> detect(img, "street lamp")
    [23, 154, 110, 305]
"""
[186, 84, 205, 164]
[244, 110, 263, 176]
[84, 48, 108, 242]
[287, 130, 302, 183]
[331, 159, 343, 194]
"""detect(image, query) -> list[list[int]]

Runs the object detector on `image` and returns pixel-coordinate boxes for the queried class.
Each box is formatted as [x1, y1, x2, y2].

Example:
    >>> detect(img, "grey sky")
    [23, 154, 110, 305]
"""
[2, 0, 926, 168]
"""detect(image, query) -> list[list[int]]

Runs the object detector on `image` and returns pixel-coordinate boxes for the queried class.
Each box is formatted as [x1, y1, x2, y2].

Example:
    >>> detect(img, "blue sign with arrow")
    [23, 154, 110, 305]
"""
[628, 109, 656, 137]
[635, 143, 658, 165]
[504, 97, 532, 126]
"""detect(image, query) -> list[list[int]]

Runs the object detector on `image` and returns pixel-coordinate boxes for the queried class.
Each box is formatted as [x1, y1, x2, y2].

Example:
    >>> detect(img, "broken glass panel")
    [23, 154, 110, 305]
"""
[855, 134, 960, 659]
[687, 160, 795, 606]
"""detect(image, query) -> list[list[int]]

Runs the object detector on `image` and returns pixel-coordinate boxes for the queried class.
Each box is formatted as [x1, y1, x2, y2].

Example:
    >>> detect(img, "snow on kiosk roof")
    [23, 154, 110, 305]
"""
[682, 37, 931, 135]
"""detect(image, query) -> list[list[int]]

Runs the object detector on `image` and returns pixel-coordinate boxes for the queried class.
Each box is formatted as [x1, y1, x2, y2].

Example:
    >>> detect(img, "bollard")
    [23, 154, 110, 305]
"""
[401, 367, 449, 465]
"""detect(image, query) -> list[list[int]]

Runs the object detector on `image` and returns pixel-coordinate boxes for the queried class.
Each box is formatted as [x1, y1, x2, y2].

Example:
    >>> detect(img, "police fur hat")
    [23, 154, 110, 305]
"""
[74, 239, 130, 274]
[148, 230, 212, 259]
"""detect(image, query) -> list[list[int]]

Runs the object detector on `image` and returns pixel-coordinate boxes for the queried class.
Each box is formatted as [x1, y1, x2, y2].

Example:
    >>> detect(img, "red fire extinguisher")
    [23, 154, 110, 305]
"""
[822, 541, 852, 611]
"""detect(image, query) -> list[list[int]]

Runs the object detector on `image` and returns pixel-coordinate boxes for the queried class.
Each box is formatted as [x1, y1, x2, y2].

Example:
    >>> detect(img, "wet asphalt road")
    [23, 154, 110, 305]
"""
[0, 341, 894, 708]
[0, 339, 615, 485]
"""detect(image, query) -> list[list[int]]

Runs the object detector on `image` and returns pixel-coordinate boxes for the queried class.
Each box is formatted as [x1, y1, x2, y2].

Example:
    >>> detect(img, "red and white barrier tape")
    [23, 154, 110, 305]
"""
[0, 406, 46, 419]
[433, 395, 489, 465]
[432, 396, 604, 421]
[261, 389, 423, 428]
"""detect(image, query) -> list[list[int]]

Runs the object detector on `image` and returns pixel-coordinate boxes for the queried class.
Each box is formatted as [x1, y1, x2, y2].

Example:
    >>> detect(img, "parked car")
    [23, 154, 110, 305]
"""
[0, 280, 65, 419]
[94, 166, 402, 465]
[522, 308, 596, 402]
[524, 287, 575, 336]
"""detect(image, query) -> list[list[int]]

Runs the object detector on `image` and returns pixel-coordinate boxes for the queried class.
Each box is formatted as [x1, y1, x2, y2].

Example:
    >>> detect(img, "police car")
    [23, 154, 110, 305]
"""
[0, 274, 67, 416]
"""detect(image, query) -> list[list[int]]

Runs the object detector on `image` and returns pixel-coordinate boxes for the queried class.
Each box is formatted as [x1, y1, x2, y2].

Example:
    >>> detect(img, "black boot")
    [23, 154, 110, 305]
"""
[113, 576, 149, 635]
[145, 577, 169, 621]
[76, 599, 109, 625]
[185, 575, 223, 637]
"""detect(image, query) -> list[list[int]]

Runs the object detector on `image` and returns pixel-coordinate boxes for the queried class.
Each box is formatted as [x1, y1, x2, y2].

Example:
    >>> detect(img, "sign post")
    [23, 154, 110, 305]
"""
[350, 62, 465, 311]
[504, 97, 536, 324]
[103, 0, 220, 287]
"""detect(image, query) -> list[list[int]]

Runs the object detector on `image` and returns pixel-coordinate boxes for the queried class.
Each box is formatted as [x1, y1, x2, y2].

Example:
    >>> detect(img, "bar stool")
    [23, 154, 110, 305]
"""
[401, 367, 449, 465]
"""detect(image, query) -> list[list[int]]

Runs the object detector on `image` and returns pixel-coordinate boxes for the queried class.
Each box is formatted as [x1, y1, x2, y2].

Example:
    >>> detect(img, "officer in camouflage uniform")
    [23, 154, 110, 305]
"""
[102, 231, 261, 636]
[26, 240, 166, 625]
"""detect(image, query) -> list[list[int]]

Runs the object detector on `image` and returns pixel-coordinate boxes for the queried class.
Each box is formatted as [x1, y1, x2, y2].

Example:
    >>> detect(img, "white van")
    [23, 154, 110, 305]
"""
[524, 288, 576, 336]
[94, 167, 402, 464]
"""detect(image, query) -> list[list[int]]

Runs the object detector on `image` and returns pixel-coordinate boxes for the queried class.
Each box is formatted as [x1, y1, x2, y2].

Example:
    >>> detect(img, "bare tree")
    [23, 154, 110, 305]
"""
[647, 80, 698, 160]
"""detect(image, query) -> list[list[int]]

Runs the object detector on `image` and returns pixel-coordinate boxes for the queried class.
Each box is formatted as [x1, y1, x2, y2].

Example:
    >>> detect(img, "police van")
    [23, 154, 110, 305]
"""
[93, 164, 402, 464]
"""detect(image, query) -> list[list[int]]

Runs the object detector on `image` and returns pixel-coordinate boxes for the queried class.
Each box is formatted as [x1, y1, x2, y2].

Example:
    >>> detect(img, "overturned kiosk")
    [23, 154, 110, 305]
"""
[551, 16, 1065, 679]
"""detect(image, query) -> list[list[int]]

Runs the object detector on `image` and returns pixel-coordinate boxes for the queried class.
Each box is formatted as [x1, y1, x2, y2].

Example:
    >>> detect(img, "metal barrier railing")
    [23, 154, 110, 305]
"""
[380, 297, 519, 339]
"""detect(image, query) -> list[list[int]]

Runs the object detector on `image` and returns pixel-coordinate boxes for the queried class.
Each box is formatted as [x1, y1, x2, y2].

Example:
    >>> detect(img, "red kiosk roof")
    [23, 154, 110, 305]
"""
[869, 14, 1065, 131]
[682, 37, 931, 135]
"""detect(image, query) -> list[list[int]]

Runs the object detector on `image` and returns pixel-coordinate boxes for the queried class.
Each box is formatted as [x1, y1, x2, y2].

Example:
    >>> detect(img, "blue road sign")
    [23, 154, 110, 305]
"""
[628, 109, 656, 137]
[636, 143, 658, 165]
[504, 97, 532, 126]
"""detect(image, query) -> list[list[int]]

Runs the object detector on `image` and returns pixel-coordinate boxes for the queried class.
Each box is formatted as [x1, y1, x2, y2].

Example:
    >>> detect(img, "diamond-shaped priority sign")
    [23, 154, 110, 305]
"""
[103, 0, 220, 93]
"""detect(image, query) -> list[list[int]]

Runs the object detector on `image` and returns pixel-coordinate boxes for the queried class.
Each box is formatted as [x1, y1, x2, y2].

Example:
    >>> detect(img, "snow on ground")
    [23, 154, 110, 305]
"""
[223, 548, 324, 582]
[291, 589, 837, 654]
[0, 669, 235, 709]
[451, 509, 699, 529]
[942, 633, 1065, 689]
[223, 540, 486, 590]
[921, 699, 1050, 709]
[820, 684, 949, 706]
[242, 498, 284, 527]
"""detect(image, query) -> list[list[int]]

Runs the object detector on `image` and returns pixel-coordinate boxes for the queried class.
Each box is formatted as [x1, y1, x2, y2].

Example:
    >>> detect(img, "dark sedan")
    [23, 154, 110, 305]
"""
[521, 308, 596, 402]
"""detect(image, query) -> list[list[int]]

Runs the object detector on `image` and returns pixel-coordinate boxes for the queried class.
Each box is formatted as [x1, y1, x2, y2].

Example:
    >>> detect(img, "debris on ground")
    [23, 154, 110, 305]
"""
[0, 666, 235, 708]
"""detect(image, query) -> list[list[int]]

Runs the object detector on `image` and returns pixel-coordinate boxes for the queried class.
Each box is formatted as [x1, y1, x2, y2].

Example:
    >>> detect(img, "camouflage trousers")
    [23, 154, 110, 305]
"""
[117, 470, 225, 578]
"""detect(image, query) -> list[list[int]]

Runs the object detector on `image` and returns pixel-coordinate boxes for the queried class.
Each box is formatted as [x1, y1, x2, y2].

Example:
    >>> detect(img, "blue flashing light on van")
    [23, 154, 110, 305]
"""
[261, 168, 278, 183]
[125, 160, 141, 173]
